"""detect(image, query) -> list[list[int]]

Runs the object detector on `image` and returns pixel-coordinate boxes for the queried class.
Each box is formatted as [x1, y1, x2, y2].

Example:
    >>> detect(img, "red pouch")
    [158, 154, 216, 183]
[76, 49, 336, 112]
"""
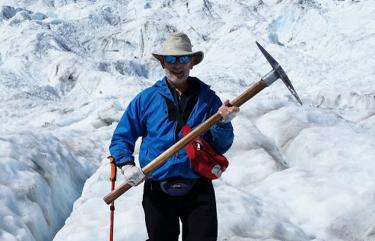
[181, 125, 229, 179]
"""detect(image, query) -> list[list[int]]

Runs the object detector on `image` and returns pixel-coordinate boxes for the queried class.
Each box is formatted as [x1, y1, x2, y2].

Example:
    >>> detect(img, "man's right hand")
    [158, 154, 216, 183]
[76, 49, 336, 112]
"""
[120, 164, 145, 186]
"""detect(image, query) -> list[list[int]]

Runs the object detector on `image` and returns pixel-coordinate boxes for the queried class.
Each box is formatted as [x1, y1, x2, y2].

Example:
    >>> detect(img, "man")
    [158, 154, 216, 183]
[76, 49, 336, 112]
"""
[109, 32, 239, 241]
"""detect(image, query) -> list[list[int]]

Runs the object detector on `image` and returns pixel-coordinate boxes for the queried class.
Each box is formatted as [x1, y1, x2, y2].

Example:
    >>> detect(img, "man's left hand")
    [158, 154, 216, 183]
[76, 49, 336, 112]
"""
[218, 100, 240, 123]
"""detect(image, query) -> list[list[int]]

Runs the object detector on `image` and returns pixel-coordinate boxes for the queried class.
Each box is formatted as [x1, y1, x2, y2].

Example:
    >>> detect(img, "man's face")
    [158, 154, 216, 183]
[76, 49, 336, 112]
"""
[162, 56, 193, 85]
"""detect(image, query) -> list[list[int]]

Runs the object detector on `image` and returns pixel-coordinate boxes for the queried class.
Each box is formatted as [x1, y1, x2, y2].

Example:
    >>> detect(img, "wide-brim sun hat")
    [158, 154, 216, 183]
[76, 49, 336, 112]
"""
[152, 32, 204, 66]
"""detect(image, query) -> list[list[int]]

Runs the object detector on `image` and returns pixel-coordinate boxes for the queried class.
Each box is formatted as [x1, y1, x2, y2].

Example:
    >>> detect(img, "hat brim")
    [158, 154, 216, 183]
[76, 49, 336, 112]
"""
[152, 51, 204, 66]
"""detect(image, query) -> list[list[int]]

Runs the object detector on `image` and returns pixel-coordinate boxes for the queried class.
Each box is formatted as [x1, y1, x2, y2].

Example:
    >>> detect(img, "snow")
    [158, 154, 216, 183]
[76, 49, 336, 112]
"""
[0, 0, 375, 241]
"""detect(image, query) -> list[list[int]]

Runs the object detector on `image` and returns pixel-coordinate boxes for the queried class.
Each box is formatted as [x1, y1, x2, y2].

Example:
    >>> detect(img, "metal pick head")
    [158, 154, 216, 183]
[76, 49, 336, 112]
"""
[256, 41, 303, 105]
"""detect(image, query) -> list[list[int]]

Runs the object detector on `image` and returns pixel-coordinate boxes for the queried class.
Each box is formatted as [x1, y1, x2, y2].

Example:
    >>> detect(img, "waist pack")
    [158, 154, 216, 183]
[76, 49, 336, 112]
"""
[159, 177, 196, 196]
[181, 125, 229, 179]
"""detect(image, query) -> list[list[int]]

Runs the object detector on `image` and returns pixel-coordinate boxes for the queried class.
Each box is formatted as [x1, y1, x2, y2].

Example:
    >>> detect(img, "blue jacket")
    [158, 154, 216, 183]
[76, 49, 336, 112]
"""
[109, 77, 234, 180]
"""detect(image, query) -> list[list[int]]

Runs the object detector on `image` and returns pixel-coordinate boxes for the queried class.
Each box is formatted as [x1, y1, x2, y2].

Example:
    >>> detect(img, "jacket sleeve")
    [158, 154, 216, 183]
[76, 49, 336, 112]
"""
[109, 94, 145, 166]
[207, 95, 234, 154]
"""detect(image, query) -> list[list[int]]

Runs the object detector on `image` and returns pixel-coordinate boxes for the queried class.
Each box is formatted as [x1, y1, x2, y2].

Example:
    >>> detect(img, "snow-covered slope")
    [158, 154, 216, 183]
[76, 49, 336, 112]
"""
[0, 0, 374, 241]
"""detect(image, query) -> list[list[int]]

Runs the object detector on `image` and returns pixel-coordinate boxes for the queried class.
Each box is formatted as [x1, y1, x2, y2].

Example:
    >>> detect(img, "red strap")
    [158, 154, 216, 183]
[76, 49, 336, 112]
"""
[181, 125, 192, 136]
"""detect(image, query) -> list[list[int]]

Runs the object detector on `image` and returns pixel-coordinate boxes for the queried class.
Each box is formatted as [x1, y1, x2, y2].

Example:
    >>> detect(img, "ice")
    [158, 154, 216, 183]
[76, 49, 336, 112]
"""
[0, 0, 374, 241]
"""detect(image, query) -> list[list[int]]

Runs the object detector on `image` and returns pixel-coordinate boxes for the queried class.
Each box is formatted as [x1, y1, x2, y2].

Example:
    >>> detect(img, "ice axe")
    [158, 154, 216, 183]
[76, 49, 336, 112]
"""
[103, 41, 302, 205]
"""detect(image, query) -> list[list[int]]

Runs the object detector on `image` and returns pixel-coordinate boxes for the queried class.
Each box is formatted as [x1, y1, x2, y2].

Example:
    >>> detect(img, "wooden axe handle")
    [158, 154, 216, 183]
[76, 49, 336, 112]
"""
[103, 80, 267, 204]
[230, 80, 267, 107]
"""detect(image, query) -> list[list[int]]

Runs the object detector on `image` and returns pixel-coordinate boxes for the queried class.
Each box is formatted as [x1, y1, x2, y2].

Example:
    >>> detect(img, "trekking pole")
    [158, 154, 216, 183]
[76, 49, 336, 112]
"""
[103, 41, 303, 205]
[108, 156, 117, 241]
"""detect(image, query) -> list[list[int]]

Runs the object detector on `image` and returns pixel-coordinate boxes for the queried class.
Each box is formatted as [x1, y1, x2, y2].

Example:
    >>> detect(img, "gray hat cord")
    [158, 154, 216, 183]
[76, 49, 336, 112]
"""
[152, 32, 204, 66]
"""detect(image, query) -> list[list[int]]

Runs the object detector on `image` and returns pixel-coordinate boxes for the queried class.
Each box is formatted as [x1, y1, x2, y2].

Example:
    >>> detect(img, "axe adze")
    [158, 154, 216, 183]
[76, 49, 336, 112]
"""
[103, 42, 302, 205]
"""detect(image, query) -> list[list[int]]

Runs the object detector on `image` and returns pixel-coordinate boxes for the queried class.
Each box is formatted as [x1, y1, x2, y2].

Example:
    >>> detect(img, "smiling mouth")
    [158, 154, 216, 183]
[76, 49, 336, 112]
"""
[171, 71, 183, 76]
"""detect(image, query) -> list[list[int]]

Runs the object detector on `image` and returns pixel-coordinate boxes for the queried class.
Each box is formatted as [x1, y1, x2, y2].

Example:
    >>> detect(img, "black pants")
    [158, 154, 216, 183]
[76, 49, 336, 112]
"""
[142, 178, 218, 241]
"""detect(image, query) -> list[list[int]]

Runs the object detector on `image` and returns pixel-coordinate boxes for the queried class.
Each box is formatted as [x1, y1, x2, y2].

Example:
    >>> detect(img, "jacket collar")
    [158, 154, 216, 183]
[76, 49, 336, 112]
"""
[156, 76, 212, 103]
[155, 76, 215, 125]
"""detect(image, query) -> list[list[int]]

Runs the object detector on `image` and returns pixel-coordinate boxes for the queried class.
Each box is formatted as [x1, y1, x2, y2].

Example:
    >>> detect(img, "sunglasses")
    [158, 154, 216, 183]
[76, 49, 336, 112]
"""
[164, 55, 192, 64]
